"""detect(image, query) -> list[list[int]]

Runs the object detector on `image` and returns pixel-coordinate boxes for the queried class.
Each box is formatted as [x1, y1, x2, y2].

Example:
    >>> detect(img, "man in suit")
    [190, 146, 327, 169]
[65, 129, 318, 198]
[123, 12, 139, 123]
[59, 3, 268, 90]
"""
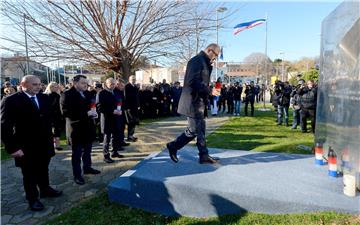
[124, 75, 140, 142]
[1, 75, 62, 211]
[97, 78, 127, 163]
[61, 75, 100, 185]
[166, 44, 220, 164]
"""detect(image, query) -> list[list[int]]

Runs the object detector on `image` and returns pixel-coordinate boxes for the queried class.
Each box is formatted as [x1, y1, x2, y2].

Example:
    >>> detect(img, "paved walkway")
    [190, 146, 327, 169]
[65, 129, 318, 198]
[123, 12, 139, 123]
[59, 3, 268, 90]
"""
[1, 115, 229, 225]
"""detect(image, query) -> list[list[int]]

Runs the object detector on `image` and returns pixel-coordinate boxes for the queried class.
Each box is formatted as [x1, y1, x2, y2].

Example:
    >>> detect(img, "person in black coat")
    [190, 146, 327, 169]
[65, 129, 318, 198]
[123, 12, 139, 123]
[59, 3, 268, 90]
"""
[97, 78, 126, 163]
[233, 82, 243, 116]
[297, 80, 318, 133]
[170, 81, 182, 116]
[1, 75, 62, 211]
[275, 81, 292, 126]
[166, 44, 221, 164]
[44, 82, 64, 150]
[61, 75, 100, 185]
[244, 81, 256, 116]
[124, 75, 140, 142]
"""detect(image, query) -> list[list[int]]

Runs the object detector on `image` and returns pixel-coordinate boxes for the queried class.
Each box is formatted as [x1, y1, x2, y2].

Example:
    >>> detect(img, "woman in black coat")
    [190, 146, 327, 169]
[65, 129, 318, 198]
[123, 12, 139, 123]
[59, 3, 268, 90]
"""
[44, 82, 63, 150]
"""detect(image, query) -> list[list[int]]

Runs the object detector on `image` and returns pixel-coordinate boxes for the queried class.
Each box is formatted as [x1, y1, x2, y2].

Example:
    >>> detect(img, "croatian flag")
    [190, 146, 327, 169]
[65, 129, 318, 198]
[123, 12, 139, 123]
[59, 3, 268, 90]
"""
[233, 19, 266, 35]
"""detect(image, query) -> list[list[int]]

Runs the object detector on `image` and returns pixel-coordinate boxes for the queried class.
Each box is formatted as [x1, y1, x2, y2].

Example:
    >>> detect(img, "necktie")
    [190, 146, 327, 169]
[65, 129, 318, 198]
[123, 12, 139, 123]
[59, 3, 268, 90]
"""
[30, 96, 39, 109]
[79, 91, 85, 98]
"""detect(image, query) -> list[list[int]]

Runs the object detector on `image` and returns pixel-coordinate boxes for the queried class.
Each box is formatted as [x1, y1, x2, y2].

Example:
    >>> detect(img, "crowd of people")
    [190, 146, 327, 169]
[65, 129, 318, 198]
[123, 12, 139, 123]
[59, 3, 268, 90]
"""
[1, 45, 317, 212]
[208, 80, 265, 117]
[271, 79, 318, 133]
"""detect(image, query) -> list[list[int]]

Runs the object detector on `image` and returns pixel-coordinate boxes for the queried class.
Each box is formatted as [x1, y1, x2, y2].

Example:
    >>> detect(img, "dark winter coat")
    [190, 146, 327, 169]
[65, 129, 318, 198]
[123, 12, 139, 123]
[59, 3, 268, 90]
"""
[177, 51, 212, 119]
[60, 87, 96, 145]
[1, 92, 55, 167]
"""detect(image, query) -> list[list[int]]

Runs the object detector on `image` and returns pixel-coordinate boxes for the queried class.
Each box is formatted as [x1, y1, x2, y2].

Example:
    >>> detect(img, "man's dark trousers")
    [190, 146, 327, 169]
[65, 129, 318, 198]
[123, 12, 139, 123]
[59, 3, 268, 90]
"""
[168, 117, 208, 156]
[245, 99, 255, 116]
[103, 131, 122, 155]
[72, 143, 92, 178]
[20, 157, 50, 201]
[301, 109, 316, 132]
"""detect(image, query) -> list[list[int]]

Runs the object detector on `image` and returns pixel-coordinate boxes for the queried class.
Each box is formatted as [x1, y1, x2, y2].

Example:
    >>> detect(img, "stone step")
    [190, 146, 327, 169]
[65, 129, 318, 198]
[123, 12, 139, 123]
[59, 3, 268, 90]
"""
[108, 147, 360, 218]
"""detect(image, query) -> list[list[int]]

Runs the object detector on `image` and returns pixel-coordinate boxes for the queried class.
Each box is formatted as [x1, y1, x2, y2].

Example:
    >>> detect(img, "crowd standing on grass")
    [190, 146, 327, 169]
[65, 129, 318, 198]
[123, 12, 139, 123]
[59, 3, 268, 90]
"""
[1, 65, 317, 212]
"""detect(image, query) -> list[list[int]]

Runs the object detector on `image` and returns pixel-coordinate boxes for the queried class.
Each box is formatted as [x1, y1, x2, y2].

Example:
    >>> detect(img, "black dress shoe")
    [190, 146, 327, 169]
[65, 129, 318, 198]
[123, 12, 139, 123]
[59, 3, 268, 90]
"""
[111, 152, 124, 158]
[104, 156, 114, 163]
[120, 142, 130, 147]
[83, 167, 101, 175]
[126, 136, 138, 142]
[166, 143, 178, 163]
[199, 154, 219, 164]
[29, 199, 44, 211]
[74, 177, 85, 185]
[40, 187, 63, 198]
[55, 146, 63, 150]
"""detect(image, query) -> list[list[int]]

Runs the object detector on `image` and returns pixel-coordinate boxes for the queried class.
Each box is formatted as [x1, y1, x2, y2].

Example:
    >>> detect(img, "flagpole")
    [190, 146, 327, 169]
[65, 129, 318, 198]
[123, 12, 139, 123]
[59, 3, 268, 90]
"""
[263, 12, 268, 109]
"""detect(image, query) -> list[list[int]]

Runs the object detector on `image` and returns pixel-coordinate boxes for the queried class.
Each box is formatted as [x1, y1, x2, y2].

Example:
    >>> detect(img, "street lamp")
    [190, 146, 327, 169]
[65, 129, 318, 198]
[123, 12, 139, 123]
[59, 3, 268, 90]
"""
[215, 7, 227, 81]
[23, 14, 30, 75]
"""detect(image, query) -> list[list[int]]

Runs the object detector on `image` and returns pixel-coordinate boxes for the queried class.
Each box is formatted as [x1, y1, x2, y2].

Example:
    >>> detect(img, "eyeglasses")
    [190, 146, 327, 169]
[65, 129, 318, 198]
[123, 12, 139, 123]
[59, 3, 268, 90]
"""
[209, 49, 219, 57]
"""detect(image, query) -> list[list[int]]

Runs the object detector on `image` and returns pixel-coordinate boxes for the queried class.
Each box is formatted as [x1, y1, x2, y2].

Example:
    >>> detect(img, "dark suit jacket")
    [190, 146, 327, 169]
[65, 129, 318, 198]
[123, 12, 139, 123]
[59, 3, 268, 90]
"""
[60, 87, 96, 145]
[124, 83, 140, 110]
[47, 92, 63, 129]
[1, 92, 55, 167]
[178, 51, 212, 119]
[124, 83, 140, 122]
[96, 88, 124, 134]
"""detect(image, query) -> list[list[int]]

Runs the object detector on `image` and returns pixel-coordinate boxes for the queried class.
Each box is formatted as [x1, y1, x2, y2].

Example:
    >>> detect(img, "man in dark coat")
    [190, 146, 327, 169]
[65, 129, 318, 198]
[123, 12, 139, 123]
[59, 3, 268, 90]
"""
[61, 75, 100, 185]
[170, 81, 182, 116]
[166, 44, 220, 164]
[298, 79, 318, 133]
[124, 75, 140, 142]
[97, 78, 126, 163]
[1, 75, 62, 211]
[244, 81, 256, 116]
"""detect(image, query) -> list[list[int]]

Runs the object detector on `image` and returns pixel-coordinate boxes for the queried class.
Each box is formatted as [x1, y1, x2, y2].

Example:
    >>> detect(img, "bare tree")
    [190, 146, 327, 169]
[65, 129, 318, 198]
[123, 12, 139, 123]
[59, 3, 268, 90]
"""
[1, 0, 222, 79]
[243, 52, 274, 77]
[165, 2, 240, 66]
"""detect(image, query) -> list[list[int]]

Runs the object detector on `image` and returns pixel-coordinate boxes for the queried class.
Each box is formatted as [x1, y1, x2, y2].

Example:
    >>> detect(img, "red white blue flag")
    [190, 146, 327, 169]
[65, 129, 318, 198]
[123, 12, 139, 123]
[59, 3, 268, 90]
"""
[233, 19, 266, 35]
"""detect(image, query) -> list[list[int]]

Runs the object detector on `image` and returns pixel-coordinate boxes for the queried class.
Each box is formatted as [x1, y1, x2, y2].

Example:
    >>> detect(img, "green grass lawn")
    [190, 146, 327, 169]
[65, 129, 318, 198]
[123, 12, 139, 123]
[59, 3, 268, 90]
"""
[207, 104, 314, 154]
[44, 103, 358, 225]
[1, 144, 11, 160]
[45, 192, 358, 225]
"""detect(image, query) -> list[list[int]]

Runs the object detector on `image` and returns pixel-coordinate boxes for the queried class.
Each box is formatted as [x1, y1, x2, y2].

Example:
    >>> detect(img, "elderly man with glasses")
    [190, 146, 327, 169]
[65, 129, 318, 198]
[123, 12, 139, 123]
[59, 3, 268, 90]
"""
[166, 43, 221, 164]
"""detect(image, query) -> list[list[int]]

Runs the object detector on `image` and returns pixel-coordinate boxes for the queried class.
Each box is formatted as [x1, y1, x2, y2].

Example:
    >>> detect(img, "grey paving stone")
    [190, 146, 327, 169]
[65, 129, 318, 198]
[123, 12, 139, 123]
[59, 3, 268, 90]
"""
[68, 192, 84, 202]
[10, 211, 33, 223]
[1, 215, 13, 224]
[18, 218, 40, 225]
[85, 189, 98, 197]
[9, 203, 29, 214]
[33, 206, 54, 218]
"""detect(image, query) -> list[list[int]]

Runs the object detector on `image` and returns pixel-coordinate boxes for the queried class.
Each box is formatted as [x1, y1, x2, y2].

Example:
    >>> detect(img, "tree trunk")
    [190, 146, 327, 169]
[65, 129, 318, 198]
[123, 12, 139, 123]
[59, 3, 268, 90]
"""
[120, 59, 132, 81]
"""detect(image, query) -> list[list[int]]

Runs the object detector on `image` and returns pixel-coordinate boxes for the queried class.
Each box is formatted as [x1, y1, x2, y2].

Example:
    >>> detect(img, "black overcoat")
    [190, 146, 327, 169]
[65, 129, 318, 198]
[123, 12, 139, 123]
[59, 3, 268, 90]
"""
[1, 92, 55, 167]
[60, 87, 96, 145]
[177, 51, 212, 119]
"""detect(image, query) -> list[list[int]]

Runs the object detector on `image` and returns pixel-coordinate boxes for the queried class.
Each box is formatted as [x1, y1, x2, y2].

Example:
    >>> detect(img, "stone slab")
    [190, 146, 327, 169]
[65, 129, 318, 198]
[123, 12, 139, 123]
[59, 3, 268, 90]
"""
[108, 146, 360, 218]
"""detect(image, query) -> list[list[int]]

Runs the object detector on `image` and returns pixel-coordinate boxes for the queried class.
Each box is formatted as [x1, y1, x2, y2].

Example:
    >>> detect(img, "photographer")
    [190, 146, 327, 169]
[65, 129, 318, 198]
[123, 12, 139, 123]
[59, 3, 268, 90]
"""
[297, 80, 317, 133]
[244, 81, 256, 116]
[290, 79, 304, 129]
[275, 81, 292, 126]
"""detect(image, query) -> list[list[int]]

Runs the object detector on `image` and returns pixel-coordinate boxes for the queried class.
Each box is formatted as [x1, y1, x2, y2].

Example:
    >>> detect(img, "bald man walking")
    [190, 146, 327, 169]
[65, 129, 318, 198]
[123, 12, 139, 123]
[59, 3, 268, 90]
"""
[1, 75, 62, 211]
[166, 44, 221, 164]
